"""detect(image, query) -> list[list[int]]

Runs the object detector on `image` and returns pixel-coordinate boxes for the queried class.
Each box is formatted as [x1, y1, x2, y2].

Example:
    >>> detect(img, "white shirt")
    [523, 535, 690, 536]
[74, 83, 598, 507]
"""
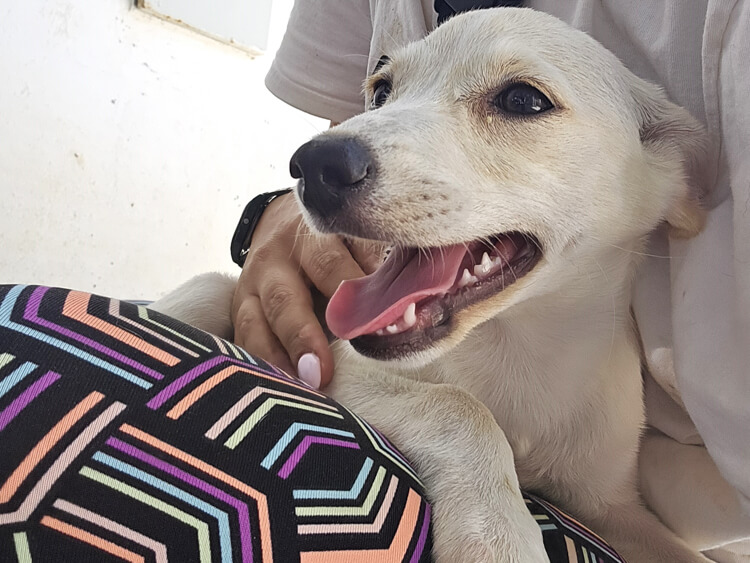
[266, 1, 750, 557]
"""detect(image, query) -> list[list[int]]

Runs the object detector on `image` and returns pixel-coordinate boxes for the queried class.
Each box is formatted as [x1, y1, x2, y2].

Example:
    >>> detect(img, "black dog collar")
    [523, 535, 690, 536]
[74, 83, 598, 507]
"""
[434, 0, 523, 24]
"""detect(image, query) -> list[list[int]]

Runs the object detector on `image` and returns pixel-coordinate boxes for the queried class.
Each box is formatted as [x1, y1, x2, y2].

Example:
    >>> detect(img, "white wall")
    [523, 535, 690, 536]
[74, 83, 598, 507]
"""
[0, 0, 326, 299]
[140, 0, 273, 51]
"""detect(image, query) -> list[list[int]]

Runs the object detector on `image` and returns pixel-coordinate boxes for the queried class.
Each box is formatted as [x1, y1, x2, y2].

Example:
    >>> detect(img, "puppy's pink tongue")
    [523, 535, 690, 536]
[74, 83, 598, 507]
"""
[326, 245, 467, 340]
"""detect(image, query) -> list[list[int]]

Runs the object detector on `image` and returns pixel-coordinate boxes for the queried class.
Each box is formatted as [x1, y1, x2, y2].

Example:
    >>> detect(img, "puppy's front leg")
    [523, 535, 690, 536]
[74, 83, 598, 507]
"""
[149, 273, 237, 339]
[329, 370, 549, 563]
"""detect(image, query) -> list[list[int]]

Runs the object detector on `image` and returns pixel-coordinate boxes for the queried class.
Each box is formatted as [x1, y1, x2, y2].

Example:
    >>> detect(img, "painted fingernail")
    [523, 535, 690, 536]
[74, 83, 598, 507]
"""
[297, 353, 321, 389]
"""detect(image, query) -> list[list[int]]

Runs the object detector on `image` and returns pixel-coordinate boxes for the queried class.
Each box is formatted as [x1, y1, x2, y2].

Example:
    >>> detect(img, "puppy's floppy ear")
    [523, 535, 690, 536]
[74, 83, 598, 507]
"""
[632, 81, 709, 238]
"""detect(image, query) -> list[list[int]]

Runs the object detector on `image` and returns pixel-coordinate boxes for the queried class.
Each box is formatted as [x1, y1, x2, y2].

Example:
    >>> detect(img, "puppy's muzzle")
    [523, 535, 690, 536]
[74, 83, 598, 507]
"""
[290, 137, 375, 217]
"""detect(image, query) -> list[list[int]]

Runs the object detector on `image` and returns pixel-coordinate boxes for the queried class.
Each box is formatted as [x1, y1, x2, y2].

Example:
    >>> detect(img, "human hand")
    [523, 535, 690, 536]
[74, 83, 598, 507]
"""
[231, 192, 383, 388]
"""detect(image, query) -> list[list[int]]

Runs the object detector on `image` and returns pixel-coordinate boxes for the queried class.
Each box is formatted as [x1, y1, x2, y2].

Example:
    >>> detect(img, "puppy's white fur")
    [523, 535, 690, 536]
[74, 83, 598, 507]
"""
[153, 9, 709, 562]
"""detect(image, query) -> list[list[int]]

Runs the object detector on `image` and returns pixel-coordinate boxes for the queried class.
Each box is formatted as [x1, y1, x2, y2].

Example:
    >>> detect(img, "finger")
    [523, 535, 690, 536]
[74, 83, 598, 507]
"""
[299, 335, 334, 389]
[232, 295, 295, 375]
[294, 233, 366, 298]
[257, 267, 335, 387]
[345, 237, 388, 275]
[297, 353, 322, 390]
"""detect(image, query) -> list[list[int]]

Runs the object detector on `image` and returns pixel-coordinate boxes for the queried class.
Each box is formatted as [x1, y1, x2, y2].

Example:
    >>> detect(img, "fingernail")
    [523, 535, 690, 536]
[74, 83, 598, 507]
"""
[297, 353, 321, 389]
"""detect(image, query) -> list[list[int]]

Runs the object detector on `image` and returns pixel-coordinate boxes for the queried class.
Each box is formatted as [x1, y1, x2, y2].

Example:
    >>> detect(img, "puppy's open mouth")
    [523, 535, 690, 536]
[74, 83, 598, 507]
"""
[326, 232, 542, 359]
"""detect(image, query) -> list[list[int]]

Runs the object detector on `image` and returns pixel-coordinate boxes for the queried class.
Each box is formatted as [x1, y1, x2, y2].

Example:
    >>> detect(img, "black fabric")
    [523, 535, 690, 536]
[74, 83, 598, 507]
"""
[434, 0, 524, 25]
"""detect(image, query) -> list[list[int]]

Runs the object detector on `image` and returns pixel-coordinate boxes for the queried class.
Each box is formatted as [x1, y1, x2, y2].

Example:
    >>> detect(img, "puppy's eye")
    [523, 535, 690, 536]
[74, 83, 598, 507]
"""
[371, 80, 392, 109]
[494, 83, 553, 115]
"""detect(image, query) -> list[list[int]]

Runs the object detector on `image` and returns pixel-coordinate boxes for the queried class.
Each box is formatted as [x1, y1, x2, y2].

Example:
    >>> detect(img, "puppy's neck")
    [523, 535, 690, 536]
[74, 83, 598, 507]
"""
[436, 242, 643, 420]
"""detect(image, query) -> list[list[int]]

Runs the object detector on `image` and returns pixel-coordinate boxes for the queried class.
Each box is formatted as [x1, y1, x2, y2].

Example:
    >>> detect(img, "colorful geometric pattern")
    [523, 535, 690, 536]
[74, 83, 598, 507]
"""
[0, 285, 623, 562]
[0, 285, 431, 562]
[526, 494, 625, 562]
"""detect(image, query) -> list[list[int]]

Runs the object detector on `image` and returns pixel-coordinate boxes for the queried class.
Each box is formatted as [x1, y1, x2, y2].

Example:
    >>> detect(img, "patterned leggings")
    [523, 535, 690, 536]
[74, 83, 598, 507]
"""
[0, 285, 623, 562]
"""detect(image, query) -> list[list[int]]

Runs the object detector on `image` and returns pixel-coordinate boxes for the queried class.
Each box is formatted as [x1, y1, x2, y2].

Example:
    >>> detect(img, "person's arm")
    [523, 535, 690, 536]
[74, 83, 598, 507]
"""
[231, 183, 382, 388]
[232, 0, 374, 388]
[265, 1, 373, 123]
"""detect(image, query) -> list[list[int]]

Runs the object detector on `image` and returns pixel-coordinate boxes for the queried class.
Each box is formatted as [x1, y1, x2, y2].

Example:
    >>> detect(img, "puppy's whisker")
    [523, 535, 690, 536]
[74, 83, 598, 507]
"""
[290, 221, 307, 262]
[585, 235, 672, 259]
[522, 232, 544, 257]
[604, 243, 672, 259]
[591, 256, 617, 364]
[432, 247, 440, 280]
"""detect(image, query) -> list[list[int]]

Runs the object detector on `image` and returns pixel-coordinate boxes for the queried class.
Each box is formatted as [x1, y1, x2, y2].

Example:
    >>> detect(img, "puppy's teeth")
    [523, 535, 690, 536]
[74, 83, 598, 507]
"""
[403, 303, 417, 328]
[376, 329, 385, 336]
[386, 324, 399, 334]
[491, 256, 504, 268]
[482, 252, 493, 269]
[458, 268, 479, 288]
[474, 252, 494, 277]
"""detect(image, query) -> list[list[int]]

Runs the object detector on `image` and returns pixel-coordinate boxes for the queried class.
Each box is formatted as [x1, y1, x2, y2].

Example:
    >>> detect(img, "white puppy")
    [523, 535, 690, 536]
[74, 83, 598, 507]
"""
[153, 8, 710, 562]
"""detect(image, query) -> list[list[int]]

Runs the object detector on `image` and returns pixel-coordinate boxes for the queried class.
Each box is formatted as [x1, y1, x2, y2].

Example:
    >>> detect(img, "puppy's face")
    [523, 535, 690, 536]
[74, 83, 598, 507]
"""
[292, 8, 706, 365]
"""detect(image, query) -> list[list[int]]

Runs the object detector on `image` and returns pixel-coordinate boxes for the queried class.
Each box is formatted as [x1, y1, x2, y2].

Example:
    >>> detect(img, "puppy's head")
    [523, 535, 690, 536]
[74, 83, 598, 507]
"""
[290, 8, 707, 365]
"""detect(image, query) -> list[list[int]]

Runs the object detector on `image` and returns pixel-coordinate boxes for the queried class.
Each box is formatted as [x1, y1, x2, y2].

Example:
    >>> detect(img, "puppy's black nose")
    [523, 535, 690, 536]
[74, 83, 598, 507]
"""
[290, 137, 373, 215]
